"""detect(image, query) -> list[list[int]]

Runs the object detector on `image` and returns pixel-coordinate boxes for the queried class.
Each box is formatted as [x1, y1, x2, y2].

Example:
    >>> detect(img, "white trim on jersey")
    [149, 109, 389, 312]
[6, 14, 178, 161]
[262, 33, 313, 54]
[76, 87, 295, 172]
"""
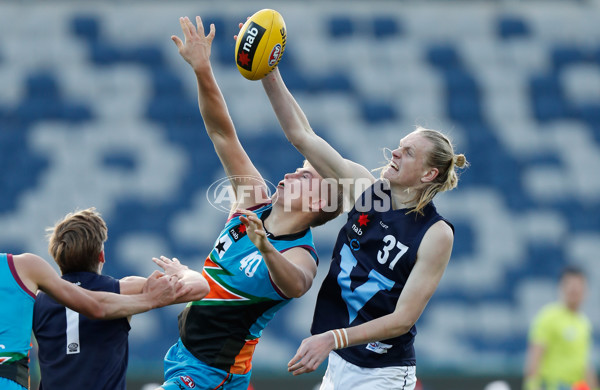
[65, 307, 80, 355]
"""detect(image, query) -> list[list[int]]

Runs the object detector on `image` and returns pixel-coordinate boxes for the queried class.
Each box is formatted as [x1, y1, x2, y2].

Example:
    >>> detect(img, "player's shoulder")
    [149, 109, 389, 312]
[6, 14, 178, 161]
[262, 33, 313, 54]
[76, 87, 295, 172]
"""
[422, 219, 454, 249]
[12, 252, 47, 268]
[535, 302, 563, 322]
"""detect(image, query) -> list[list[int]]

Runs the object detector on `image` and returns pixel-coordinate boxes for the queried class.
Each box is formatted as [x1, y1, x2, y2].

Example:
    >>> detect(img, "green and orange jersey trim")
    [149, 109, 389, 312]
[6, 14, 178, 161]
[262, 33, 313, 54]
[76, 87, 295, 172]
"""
[0, 352, 28, 365]
[190, 252, 274, 307]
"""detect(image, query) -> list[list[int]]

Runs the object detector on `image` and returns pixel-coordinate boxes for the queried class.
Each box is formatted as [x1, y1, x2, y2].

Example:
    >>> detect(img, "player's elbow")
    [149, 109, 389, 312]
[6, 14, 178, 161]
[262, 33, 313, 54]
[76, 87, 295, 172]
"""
[286, 278, 313, 299]
[390, 312, 418, 337]
[287, 128, 313, 149]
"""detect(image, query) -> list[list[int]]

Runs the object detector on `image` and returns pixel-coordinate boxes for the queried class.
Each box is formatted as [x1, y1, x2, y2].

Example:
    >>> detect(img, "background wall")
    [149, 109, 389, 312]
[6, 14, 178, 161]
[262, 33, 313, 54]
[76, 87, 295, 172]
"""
[1, 1, 599, 389]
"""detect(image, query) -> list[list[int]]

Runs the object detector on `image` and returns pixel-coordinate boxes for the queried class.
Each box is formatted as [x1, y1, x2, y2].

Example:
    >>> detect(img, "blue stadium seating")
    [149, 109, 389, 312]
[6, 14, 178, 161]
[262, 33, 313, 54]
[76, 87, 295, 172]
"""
[1, 2, 599, 378]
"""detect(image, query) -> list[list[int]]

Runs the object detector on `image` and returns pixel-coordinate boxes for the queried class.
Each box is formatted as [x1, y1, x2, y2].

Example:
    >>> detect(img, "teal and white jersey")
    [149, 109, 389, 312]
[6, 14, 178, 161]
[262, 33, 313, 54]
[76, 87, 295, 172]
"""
[178, 203, 318, 374]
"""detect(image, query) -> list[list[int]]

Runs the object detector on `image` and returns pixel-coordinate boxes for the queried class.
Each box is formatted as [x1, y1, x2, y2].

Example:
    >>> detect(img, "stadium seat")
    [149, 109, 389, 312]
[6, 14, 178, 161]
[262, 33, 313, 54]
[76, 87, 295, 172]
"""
[71, 15, 101, 42]
[327, 15, 355, 38]
[497, 15, 531, 40]
[360, 100, 398, 123]
[372, 15, 402, 38]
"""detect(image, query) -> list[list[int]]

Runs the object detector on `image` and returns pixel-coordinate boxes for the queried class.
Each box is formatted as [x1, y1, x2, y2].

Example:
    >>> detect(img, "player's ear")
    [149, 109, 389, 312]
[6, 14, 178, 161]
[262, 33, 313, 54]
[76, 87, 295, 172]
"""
[421, 167, 439, 183]
[98, 250, 105, 264]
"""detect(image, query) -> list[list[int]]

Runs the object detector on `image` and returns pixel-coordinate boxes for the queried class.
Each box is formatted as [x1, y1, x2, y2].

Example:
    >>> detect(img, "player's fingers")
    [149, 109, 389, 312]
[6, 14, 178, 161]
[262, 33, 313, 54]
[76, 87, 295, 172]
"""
[207, 23, 216, 42]
[171, 35, 184, 50]
[195, 16, 204, 33]
[176, 284, 192, 299]
[148, 270, 163, 279]
[172, 257, 181, 265]
[179, 17, 190, 39]
[184, 16, 196, 36]
[160, 255, 172, 263]
[288, 349, 304, 367]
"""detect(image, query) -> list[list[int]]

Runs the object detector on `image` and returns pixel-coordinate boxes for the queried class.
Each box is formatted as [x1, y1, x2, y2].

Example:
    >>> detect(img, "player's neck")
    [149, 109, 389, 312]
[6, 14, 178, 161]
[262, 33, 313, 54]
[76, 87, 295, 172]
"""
[264, 206, 310, 236]
[389, 190, 418, 210]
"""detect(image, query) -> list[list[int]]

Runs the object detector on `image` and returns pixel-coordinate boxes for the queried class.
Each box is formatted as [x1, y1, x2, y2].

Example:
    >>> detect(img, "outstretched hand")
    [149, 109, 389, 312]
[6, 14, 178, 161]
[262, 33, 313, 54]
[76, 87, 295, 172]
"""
[288, 332, 335, 376]
[171, 16, 215, 72]
[152, 256, 188, 278]
[237, 209, 271, 253]
[143, 270, 190, 307]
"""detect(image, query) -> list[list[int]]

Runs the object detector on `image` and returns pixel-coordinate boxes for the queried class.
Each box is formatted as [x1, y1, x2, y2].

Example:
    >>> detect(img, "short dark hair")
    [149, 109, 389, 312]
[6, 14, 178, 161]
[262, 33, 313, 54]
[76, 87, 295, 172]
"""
[560, 265, 585, 280]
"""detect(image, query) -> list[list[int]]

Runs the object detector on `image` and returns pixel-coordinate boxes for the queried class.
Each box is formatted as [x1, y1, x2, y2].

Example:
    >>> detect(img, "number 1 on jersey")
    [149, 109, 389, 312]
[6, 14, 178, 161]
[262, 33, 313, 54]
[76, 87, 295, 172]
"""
[65, 307, 80, 355]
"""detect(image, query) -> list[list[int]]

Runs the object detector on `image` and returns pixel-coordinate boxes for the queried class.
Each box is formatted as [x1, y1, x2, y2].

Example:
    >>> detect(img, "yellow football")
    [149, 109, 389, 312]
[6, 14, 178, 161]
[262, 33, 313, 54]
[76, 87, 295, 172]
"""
[235, 9, 286, 81]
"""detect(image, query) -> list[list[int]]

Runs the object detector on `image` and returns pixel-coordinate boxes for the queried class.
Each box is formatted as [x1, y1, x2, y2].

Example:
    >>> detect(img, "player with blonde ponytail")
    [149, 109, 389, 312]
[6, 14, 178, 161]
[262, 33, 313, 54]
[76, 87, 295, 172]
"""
[261, 64, 468, 389]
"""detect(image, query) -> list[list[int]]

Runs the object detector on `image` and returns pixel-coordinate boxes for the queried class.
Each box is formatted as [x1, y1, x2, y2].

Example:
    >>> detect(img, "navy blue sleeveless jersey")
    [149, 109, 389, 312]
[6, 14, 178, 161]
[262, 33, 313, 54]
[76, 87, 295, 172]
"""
[311, 180, 453, 368]
[33, 272, 130, 390]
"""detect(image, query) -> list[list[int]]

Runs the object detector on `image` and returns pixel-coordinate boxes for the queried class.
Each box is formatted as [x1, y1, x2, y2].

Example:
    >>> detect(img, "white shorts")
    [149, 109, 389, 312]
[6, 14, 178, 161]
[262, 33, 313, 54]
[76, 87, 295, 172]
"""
[318, 351, 417, 390]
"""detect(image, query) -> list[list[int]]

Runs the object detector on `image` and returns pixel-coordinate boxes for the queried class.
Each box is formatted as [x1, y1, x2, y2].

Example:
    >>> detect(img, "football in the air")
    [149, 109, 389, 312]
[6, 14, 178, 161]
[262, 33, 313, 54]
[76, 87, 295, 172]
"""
[235, 9, 286, 81]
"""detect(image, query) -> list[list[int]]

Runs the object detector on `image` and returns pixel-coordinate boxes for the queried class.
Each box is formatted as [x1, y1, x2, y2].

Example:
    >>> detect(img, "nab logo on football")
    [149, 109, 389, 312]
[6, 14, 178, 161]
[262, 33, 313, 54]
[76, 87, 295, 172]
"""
[180, 375, 196, 388]
[237, 22, 266, 71]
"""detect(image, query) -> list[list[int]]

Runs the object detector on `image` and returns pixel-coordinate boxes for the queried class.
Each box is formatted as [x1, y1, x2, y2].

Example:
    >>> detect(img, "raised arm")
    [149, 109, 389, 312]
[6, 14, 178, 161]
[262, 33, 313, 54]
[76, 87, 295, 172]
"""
[172, 16, 269, 211]
[287, 220, 453, 375]
[238, 209, 317, 298]
[14, 253, 183, 320]
[261, 67, 374, 204]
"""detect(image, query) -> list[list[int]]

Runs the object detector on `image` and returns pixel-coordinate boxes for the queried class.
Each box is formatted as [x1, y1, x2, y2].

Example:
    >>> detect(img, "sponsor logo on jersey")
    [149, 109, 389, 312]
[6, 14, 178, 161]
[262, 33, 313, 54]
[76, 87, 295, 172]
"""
[237, 22, 266, 71]
[67, 342, 79, 353]
[350, 213, 372, 237]
[229, 224, 248, 242]
[351, 224, 363, 236]
[0, 356, 10, 365]
[366, 341, 392, 354]
[179, 375, 196, 388]
[350, 238, 360, 251]
[214, 234, 232, 258]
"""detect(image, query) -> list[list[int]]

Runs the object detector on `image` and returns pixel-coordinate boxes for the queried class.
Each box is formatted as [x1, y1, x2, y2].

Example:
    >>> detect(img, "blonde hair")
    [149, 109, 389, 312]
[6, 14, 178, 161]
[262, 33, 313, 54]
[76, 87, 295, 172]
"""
[377, 126, 468, 215]
[47, 207, 108, 274]
[410, 127, 468, 214]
